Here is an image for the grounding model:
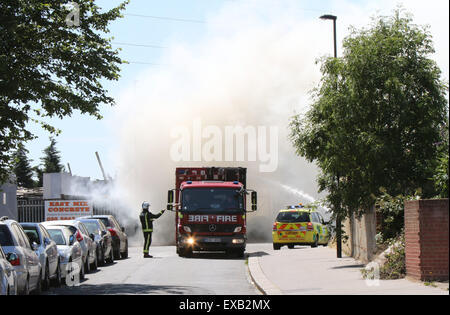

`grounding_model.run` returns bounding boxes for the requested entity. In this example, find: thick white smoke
[107,0,448,245]
[108,0,329,245]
